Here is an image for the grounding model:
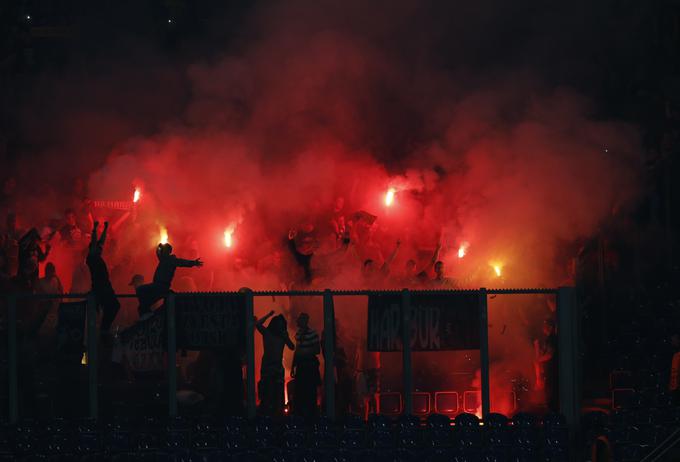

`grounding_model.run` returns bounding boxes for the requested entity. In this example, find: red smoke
[4,0,642,416]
